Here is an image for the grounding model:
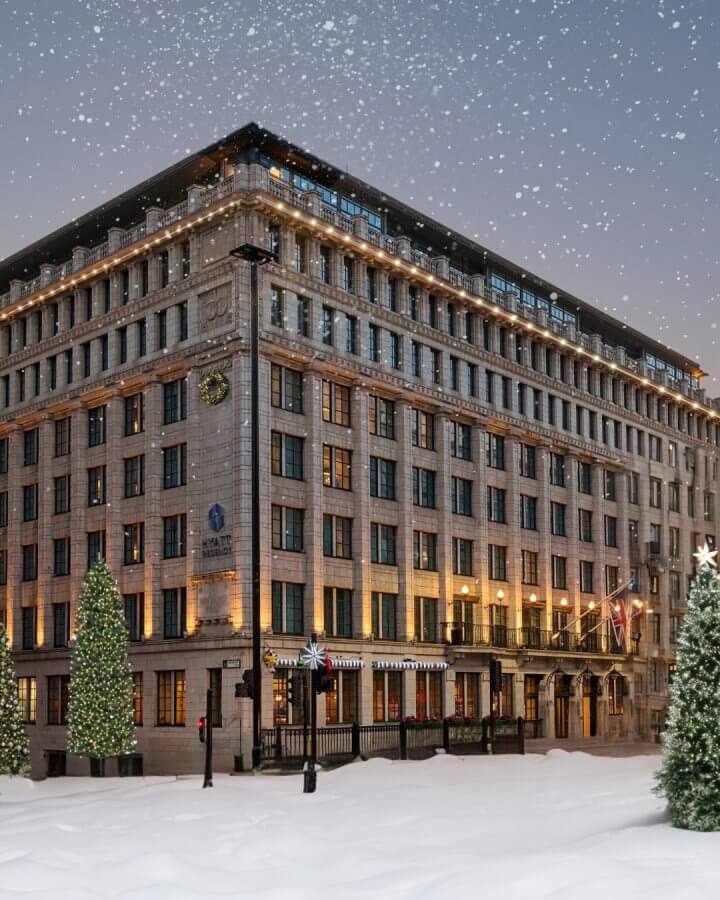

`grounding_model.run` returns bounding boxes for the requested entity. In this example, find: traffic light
[197,716,206,743]
[234,669,255,699]
[312,660,334,695]
[288,674,303,707]
[489,658,503,694]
